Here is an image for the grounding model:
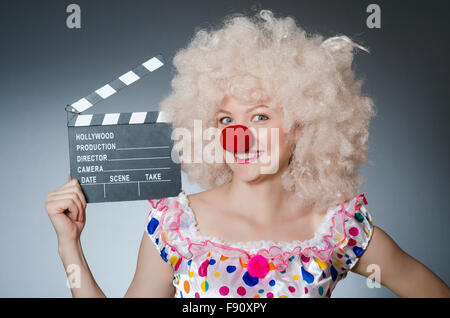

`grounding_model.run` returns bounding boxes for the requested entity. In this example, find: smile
[234,150,264,164]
